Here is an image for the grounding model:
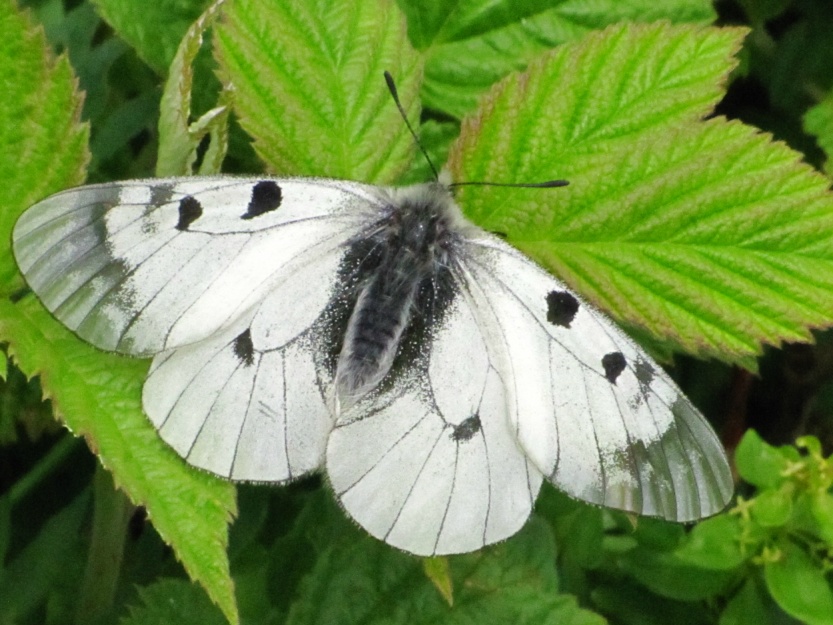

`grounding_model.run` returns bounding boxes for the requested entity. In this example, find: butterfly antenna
[384,71,440,181]
[384,72,568,190]
[449,179,570,189]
